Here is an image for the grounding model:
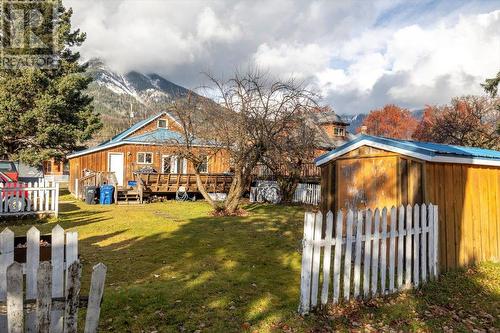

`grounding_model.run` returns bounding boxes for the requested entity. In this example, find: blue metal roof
[126,128,187,144]
[106,113,163,144]
[315,135,500,166]
[67,112,215,158]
